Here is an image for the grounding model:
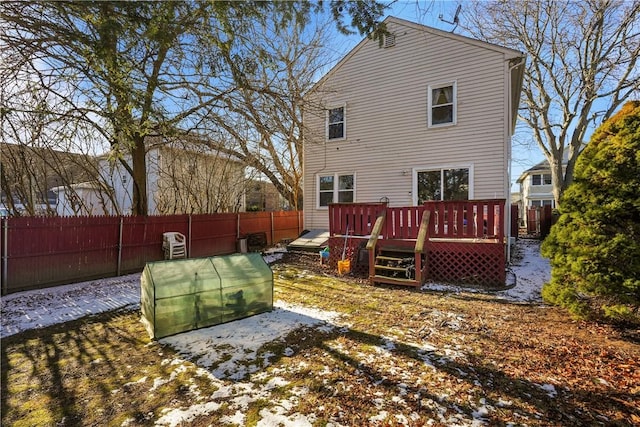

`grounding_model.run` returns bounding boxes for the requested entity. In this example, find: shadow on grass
[253,322,636,426]
[0,308,166,425]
